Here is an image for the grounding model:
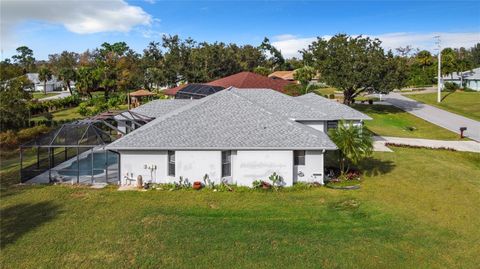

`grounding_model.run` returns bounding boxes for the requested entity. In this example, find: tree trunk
[44,81,47,95]
[66,80,73,94]
[343,89,354,105]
